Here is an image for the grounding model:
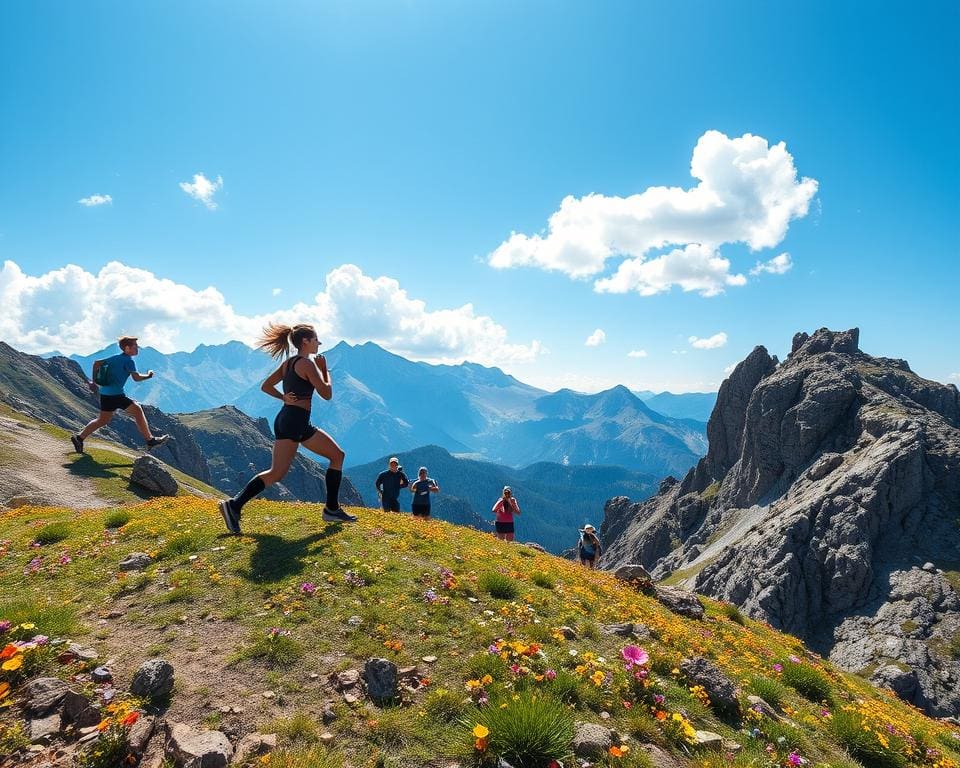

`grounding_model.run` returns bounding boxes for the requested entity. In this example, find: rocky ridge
[601,328,960,717]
